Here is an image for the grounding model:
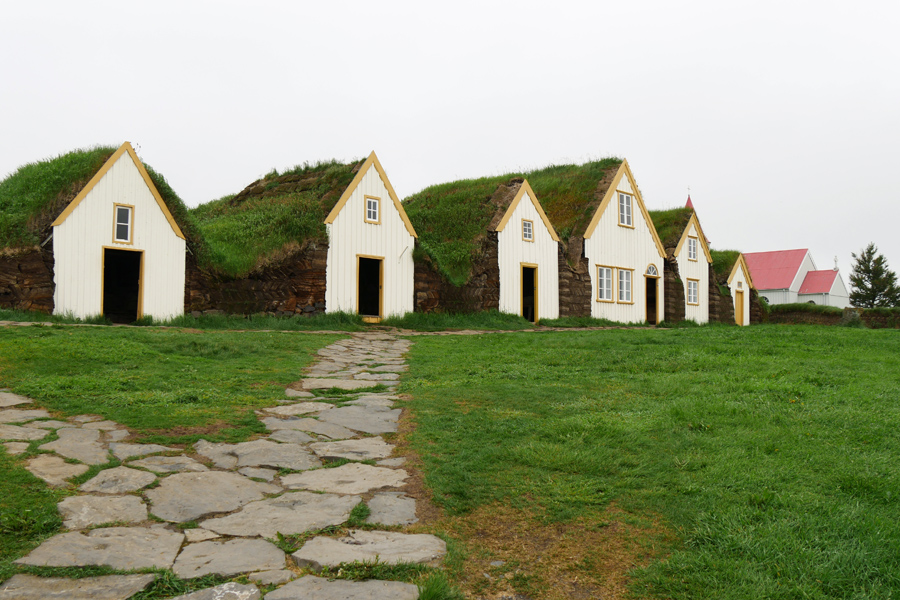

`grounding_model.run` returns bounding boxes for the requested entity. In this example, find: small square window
[618,193,633,227]
[687,279,699,305]
[365,196,380,223]
[522,219,534,242]
[618,269,632,303]
[688,237,698,261]
[597,266,613,301]
[114,205,133,243]
[737,281,743,289]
